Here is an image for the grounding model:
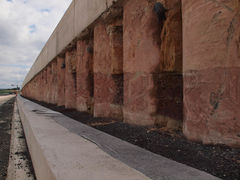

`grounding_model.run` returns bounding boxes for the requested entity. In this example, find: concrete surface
[22,0,118,88]
[47,31,57,62]
[17,96,220,180]
[17,96,150,180]
[7,101,35,180]
[57,1,75,54]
